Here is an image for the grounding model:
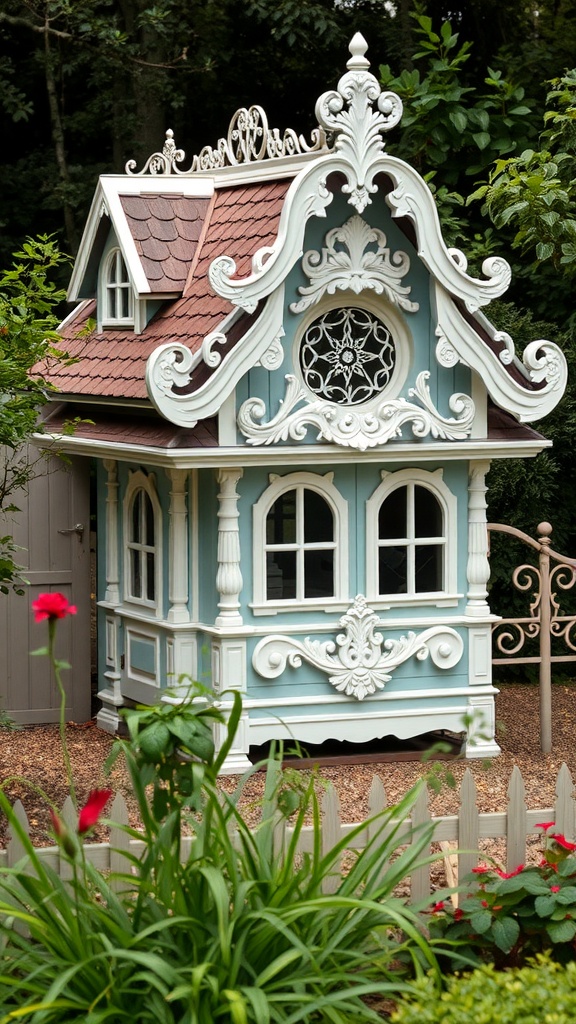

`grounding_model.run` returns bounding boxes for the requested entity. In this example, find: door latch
[58,523,85,539]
